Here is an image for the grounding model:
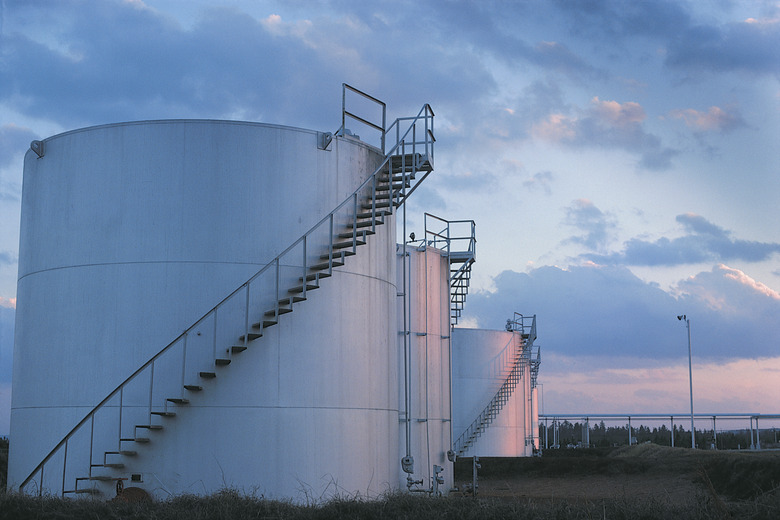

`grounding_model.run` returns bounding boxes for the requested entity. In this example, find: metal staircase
[422,214,476,325]
[19,86,435,497]
[452,314,537,458]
